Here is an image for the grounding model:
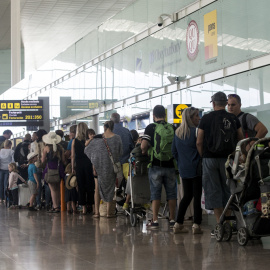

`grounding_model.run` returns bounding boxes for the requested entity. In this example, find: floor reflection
[1,206,270,270]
